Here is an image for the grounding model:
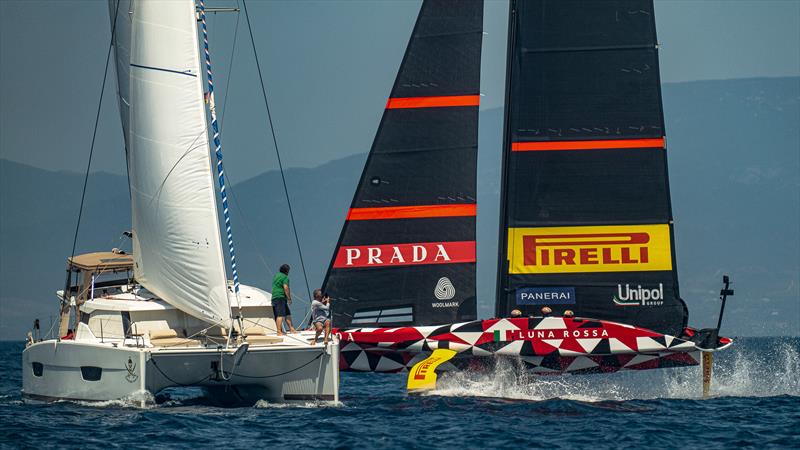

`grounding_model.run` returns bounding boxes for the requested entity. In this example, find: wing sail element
[496,0,688,336]
[323,0,484,329]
